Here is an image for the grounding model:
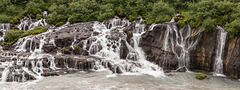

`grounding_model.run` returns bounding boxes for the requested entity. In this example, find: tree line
[0,0,240,38]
